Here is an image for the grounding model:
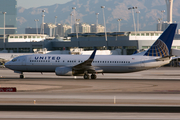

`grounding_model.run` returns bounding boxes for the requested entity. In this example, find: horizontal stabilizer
[155,56,171,61]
